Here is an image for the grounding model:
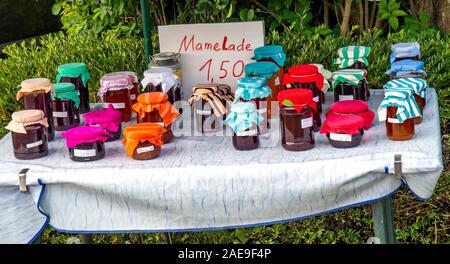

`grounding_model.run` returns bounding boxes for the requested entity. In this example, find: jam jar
[188,85,228,134]
[103,71,139,105]
[99,74,133,122]
[56,63,91,114]
[378,88,421,141]
[277,89,316,151]
[327,100,375,130]
[149,52,183,98]
[320,115,365,148]
[335,46,370,71]
[332,69,369,102]
[123,123,165,160]
[52,83,80,131]
[61,126,111,162]
[390,42,420,62]
[132,92,180,144]
[84,104,122,142]
[6,110,49,160]
[253,45,286,94]
[225,102,262,151]
[17,78,55,141]
[141,68,179,104]
[245,61,280,117]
